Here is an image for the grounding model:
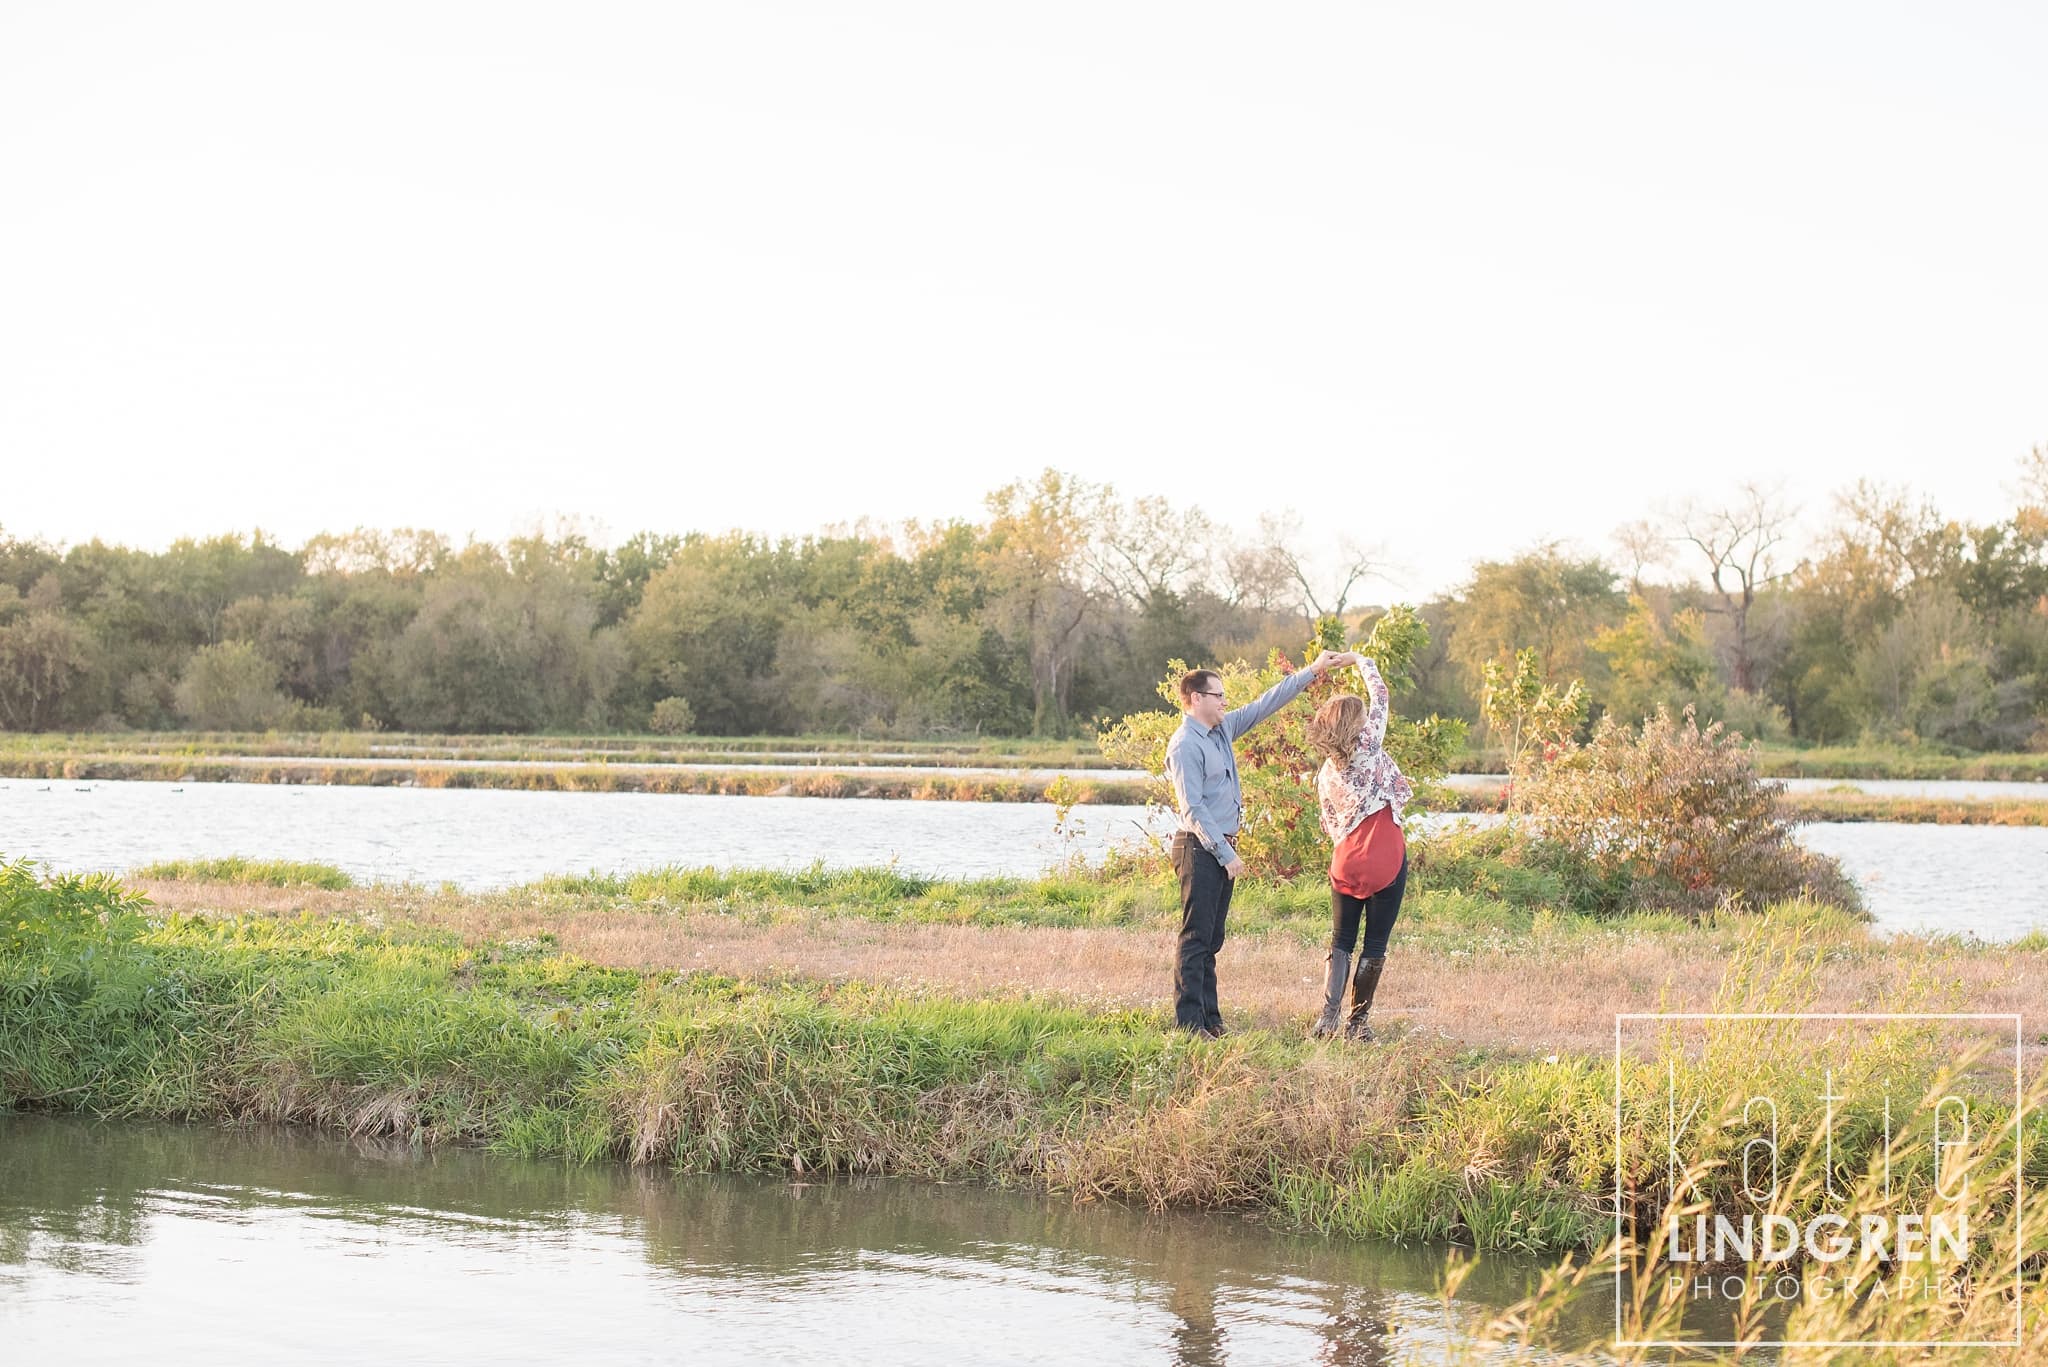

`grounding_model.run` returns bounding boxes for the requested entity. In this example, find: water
[3,779,2044,940]
[1795,822,2046,939]
[0,1113,1604,1366]
[0,779,1159,885]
